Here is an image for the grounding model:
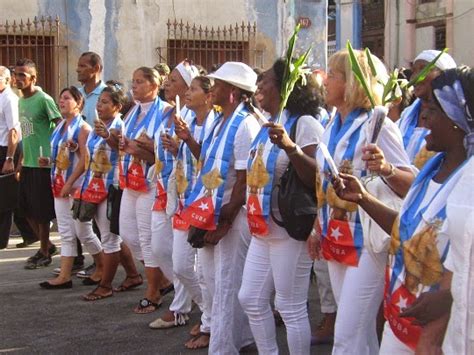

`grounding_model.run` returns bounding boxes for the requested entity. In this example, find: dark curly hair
[272,58,323,117]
